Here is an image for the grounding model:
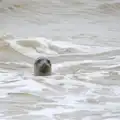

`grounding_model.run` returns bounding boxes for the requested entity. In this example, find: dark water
[0,0,120,120]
